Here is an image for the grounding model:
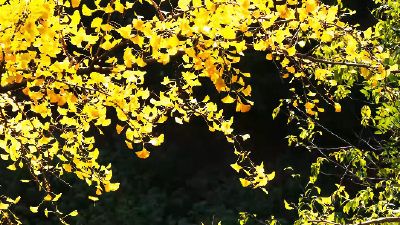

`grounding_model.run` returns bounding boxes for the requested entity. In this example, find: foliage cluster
[1,0,400,224]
